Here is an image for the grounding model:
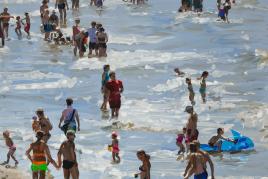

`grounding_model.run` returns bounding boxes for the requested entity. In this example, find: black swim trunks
[98,43,107,49]
[58,3,66,9]
[89,42,97,50]
[63,160,75,169]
